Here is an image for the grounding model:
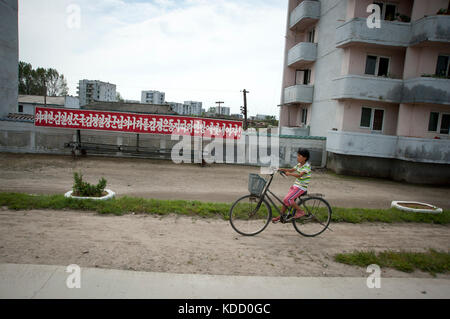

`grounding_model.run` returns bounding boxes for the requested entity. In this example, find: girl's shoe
[294,209,306,219]
[271,216,281,223]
